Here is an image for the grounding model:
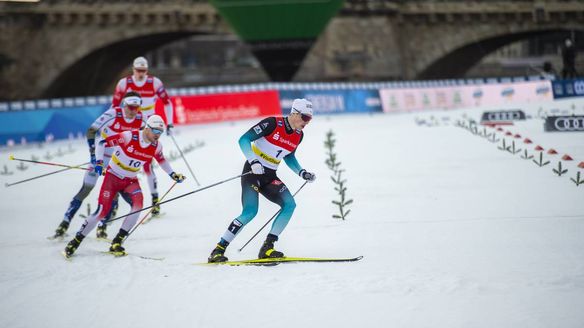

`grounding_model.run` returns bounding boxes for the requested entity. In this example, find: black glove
[170,172,186,183]
[299,169,316,183]
[166,124,174,136]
